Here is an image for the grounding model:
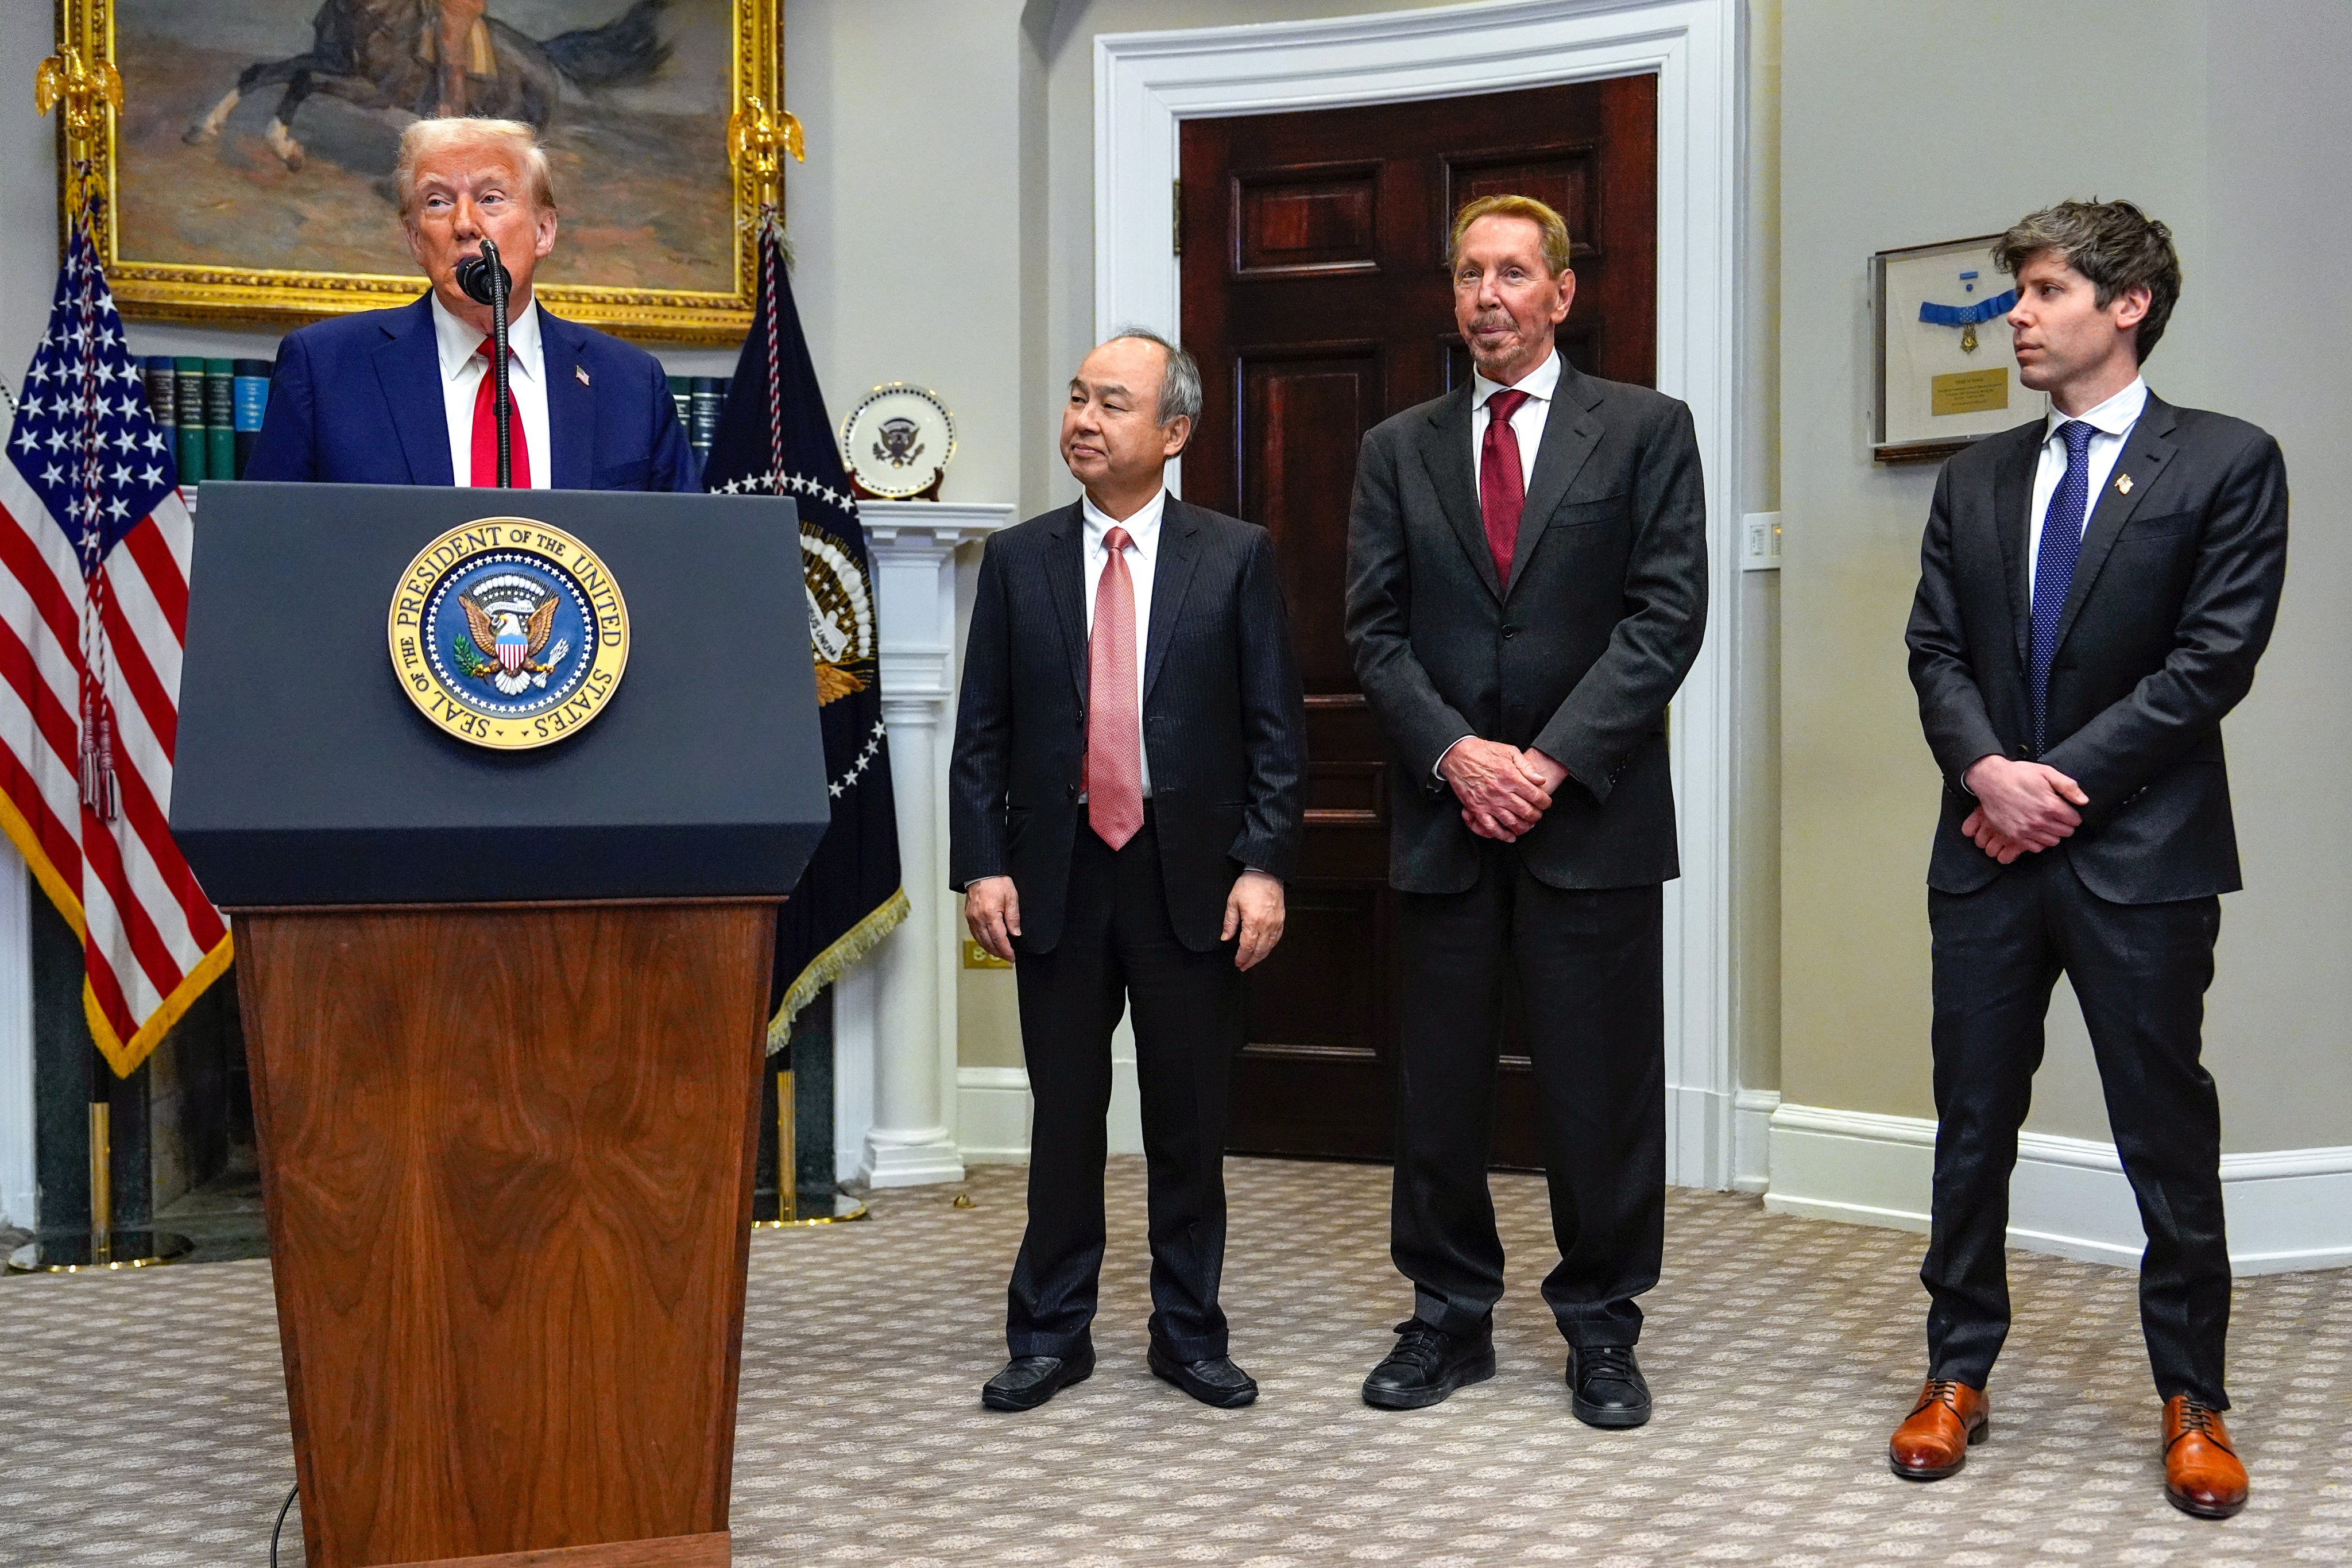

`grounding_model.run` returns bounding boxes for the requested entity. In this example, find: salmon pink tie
[1480,388,1530,583]
[470,335,530,487]
[1086,525,1144,850]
